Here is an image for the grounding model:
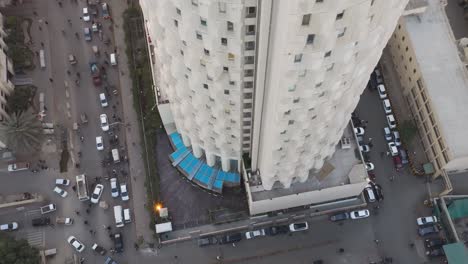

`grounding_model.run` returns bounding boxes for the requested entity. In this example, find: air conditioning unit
[341,137,351,149]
